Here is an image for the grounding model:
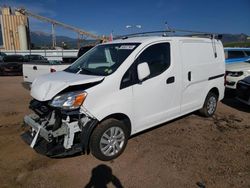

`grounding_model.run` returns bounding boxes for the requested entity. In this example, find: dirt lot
[0,76,249,188]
